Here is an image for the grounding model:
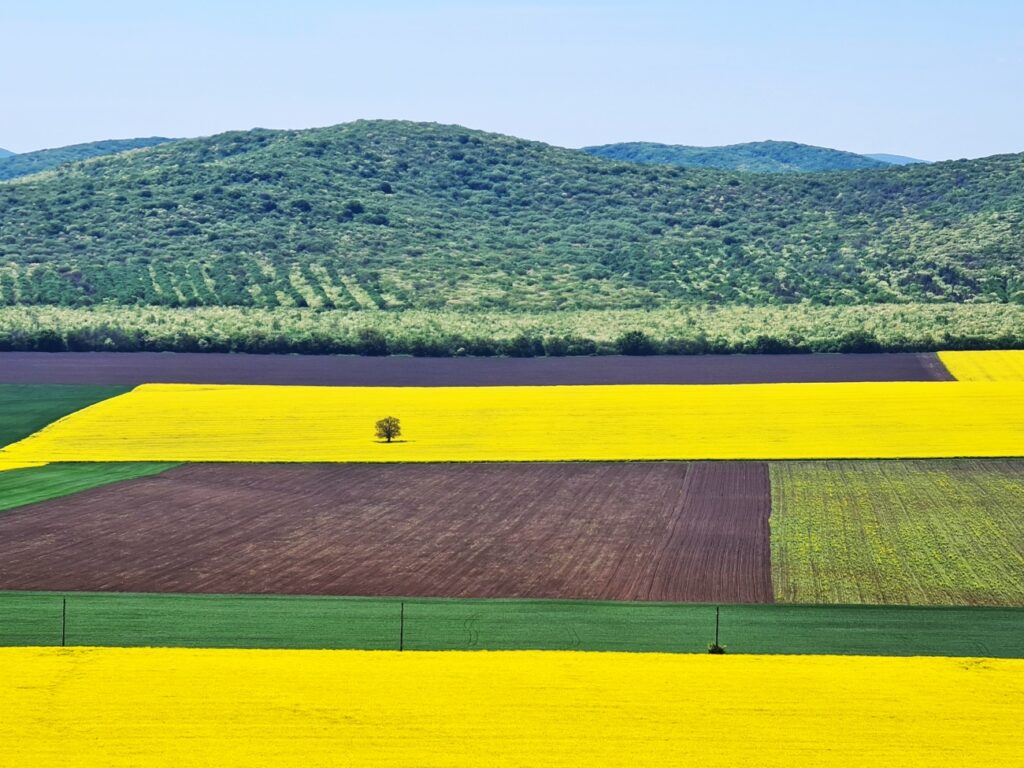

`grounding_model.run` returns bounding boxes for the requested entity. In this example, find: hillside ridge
[864,153,929,166]
[0,137,174,181]
[0,119,1022,311]
[580,139,891,172]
